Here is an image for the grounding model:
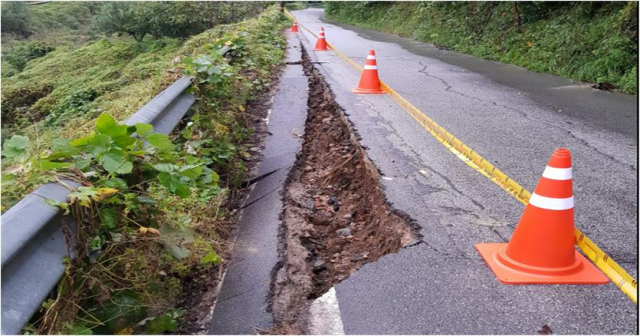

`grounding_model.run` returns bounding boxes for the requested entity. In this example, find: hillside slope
[2,6,288,334]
